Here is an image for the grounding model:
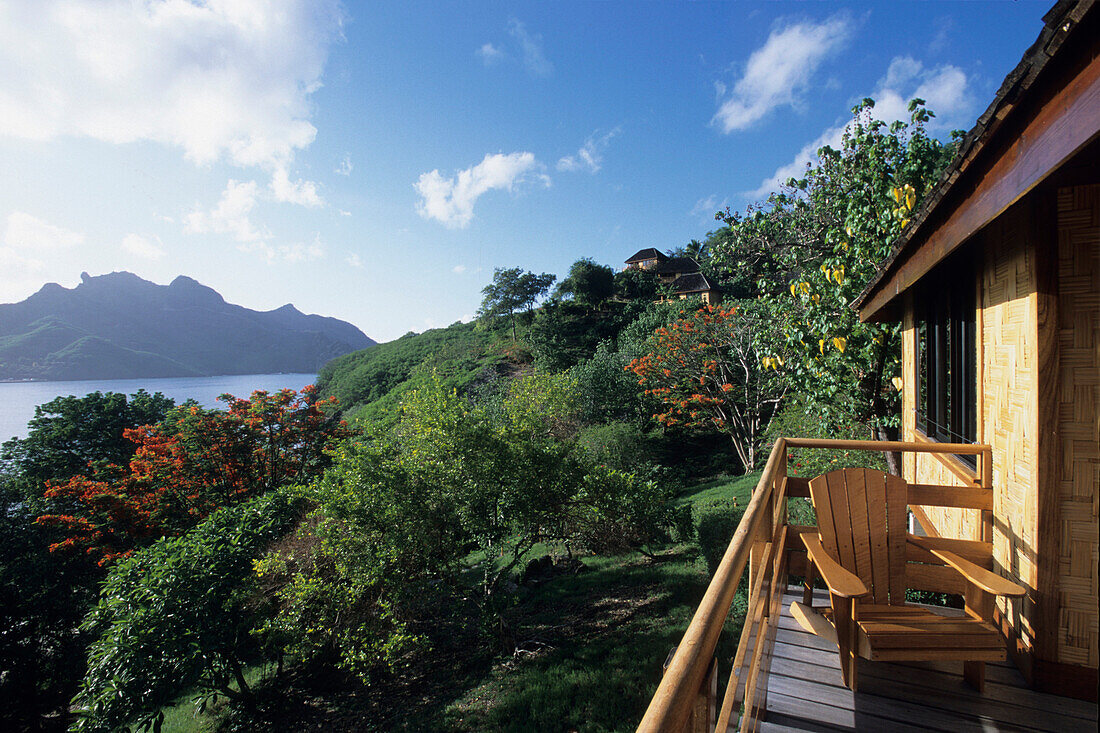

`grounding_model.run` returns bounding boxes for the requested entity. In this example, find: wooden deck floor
[751,589,1098,732]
